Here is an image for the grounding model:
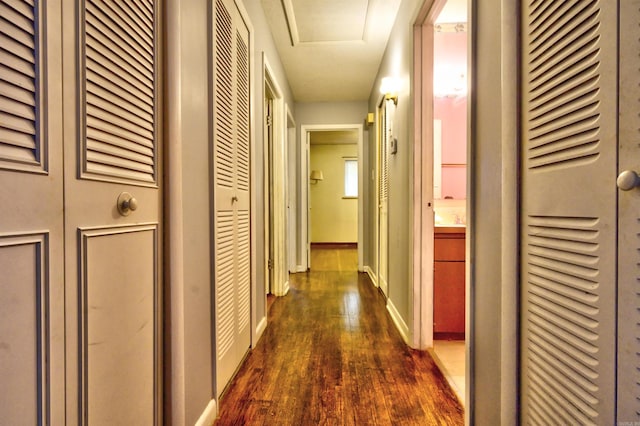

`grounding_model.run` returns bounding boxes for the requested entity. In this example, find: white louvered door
[520,1,618,423]
[213,0,251,397]
[378,99,391,297]
[0,1,65,424]
[62,1,163,424]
